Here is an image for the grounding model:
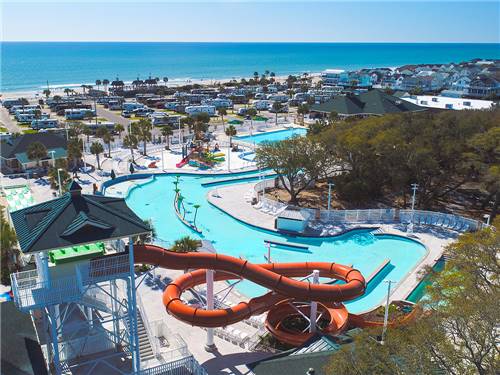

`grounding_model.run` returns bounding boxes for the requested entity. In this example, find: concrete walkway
[207,183,277,231]
[206,180,459,311]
